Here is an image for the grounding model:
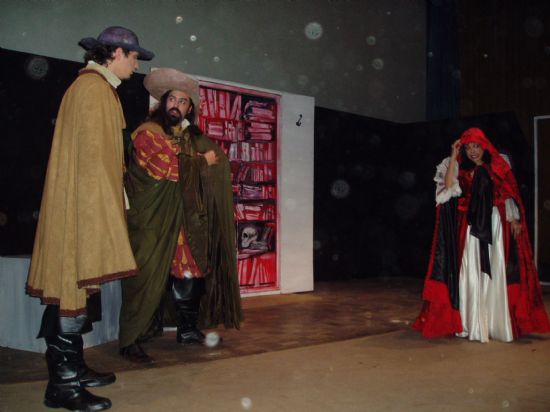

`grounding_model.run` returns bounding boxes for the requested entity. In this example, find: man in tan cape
[26,27,153,412]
